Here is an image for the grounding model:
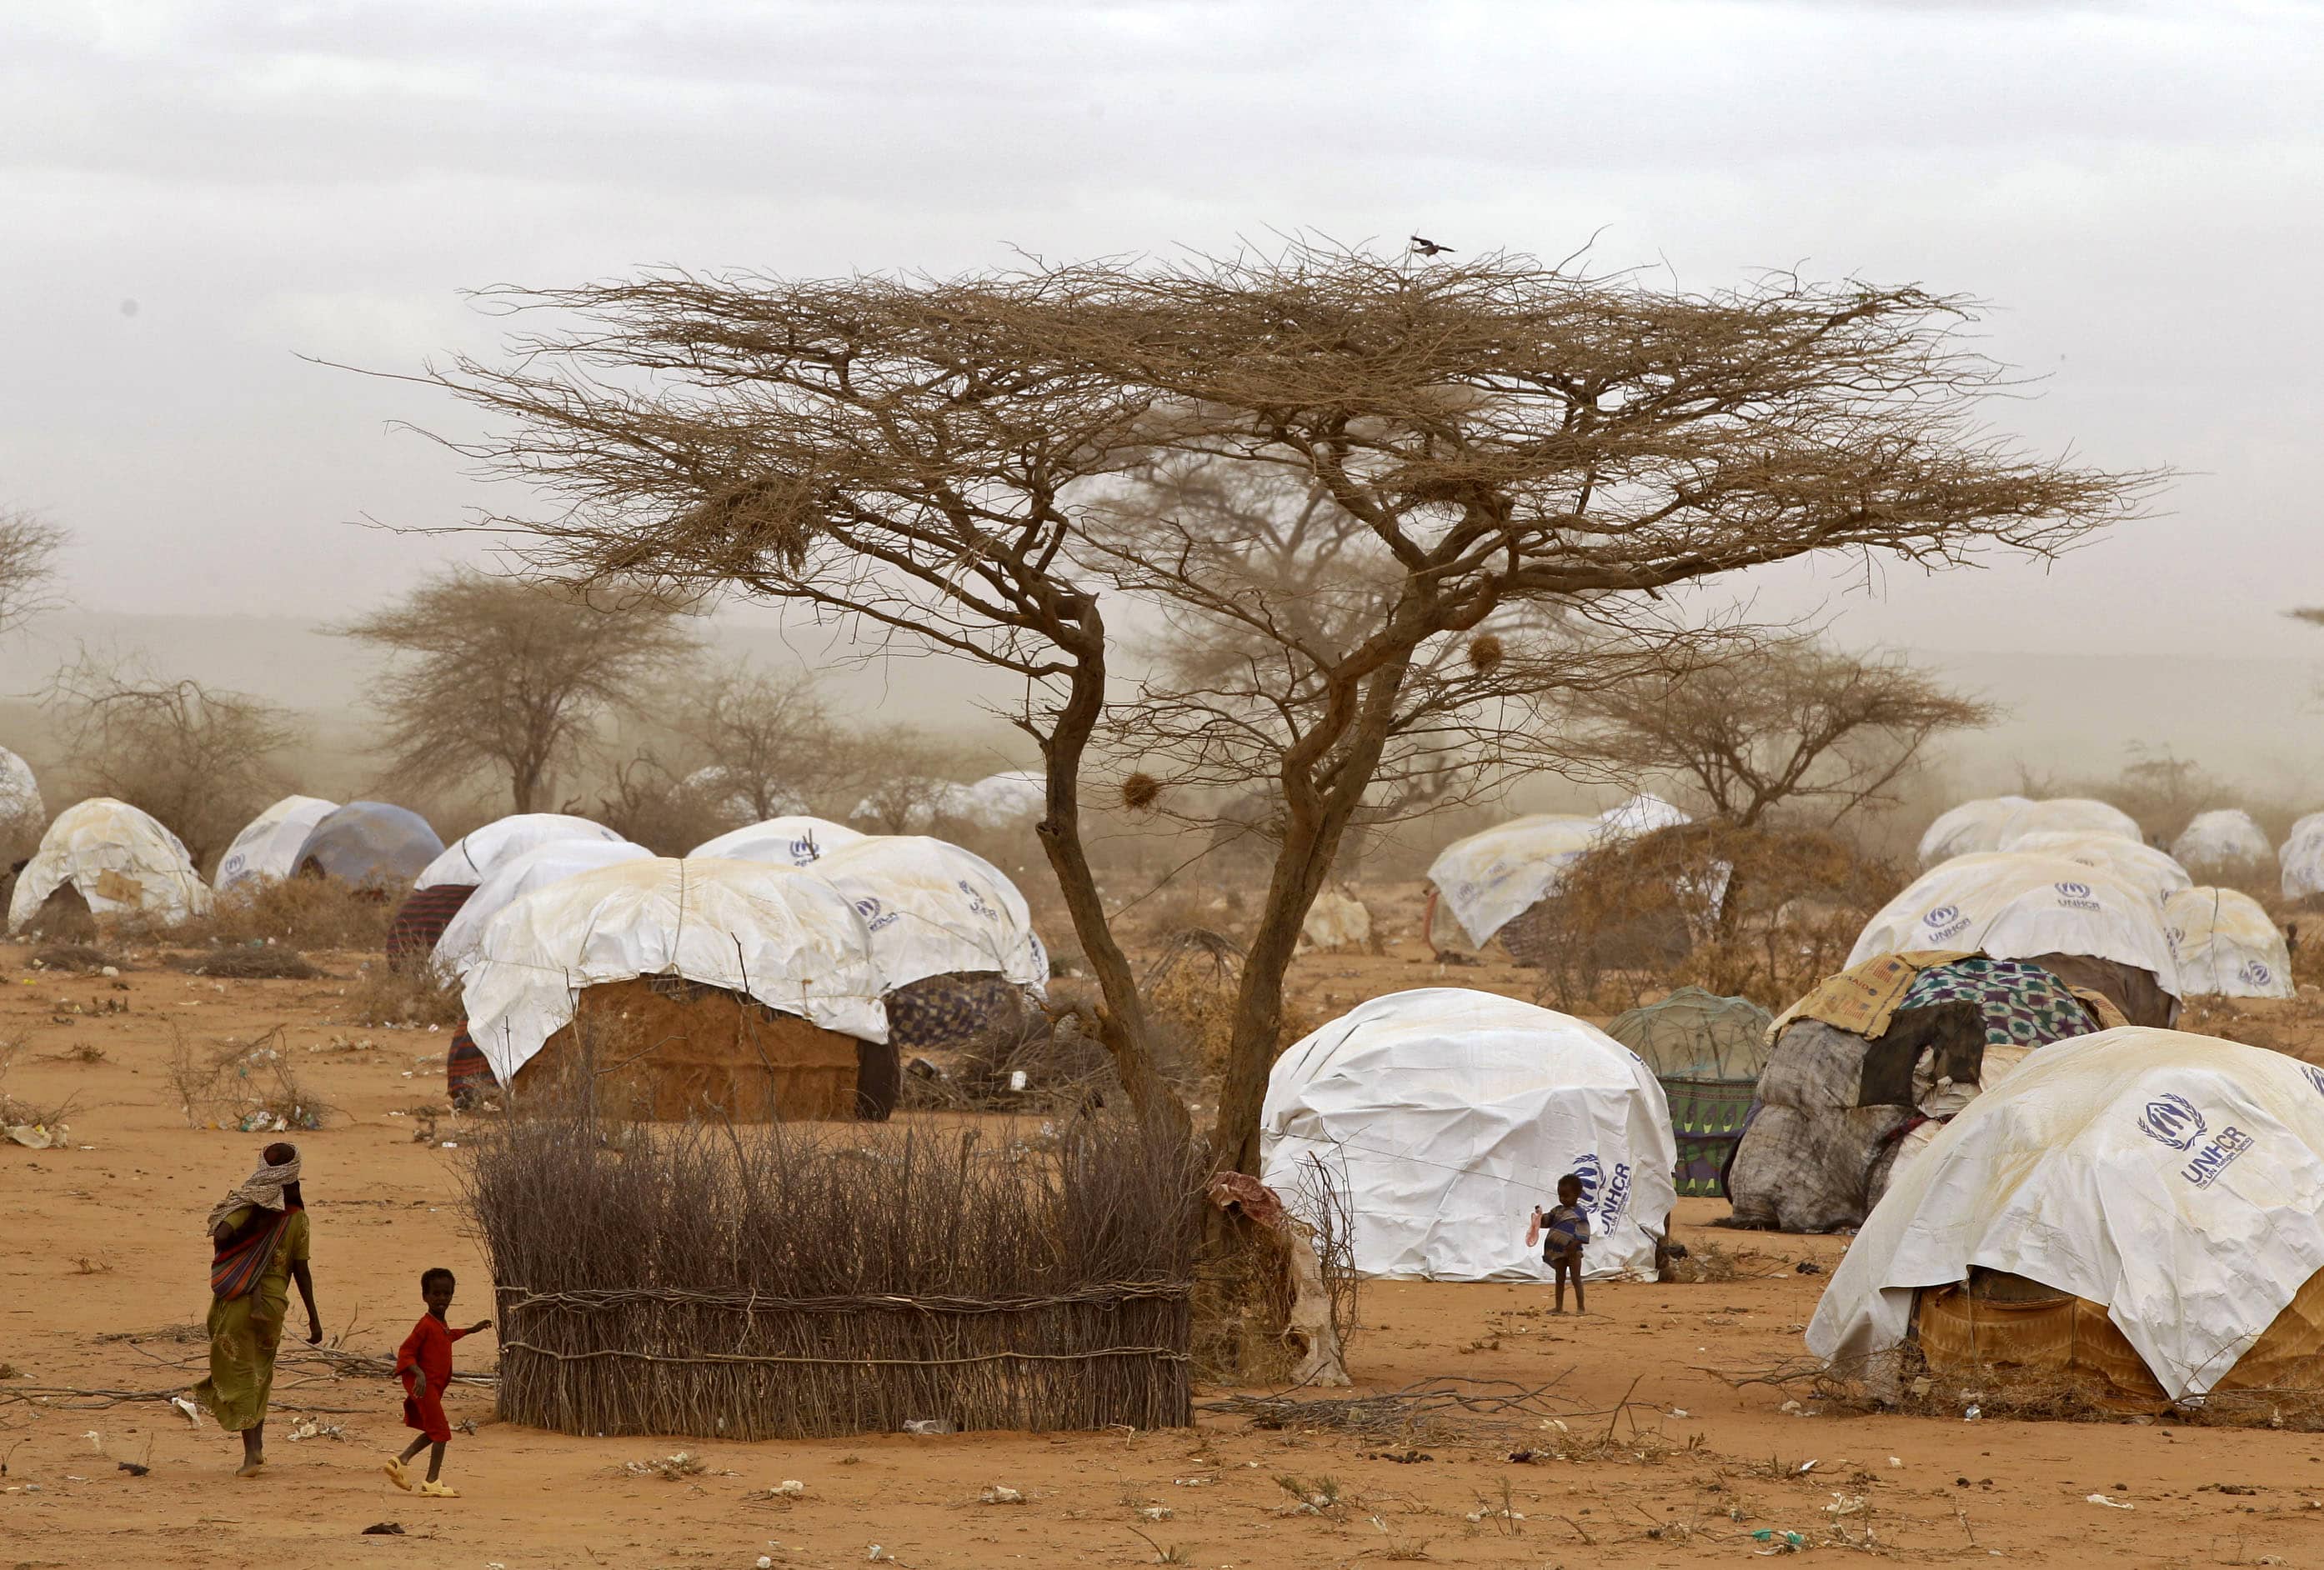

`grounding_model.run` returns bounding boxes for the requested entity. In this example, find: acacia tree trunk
[1207,658,1412,1175]
[1032,613,1191,1139]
